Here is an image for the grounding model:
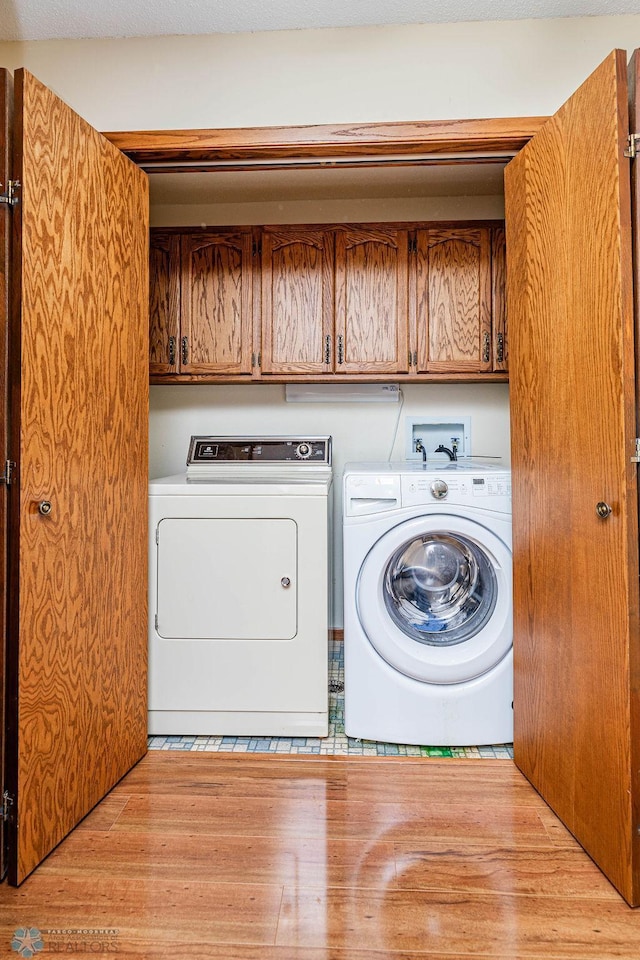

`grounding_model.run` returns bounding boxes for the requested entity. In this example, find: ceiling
[149,163,507,206]
[1,0,639,43]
